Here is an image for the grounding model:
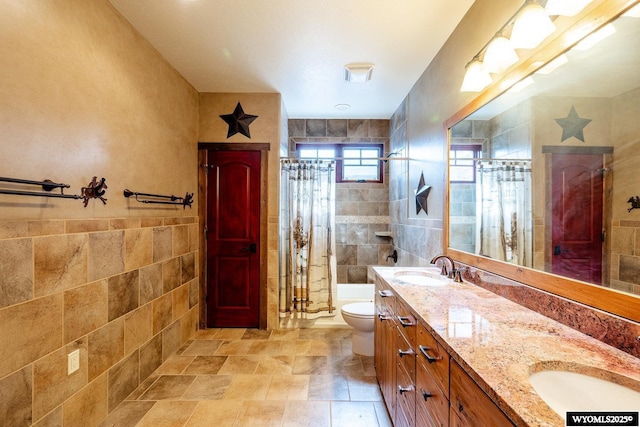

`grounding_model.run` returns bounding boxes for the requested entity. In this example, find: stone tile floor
[99,328,392,426]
